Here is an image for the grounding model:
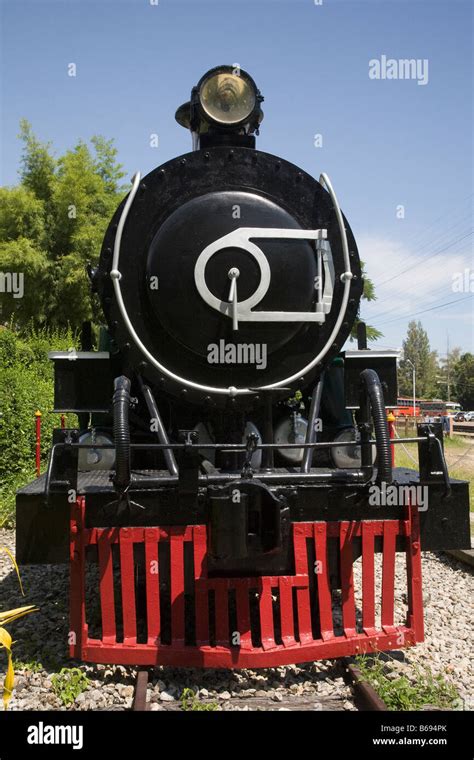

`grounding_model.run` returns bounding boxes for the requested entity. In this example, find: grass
[12,658,43,673]
[354,655,461,711]
[180,687,219,711]
[51,667,89,706]
[394,433,474,512]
